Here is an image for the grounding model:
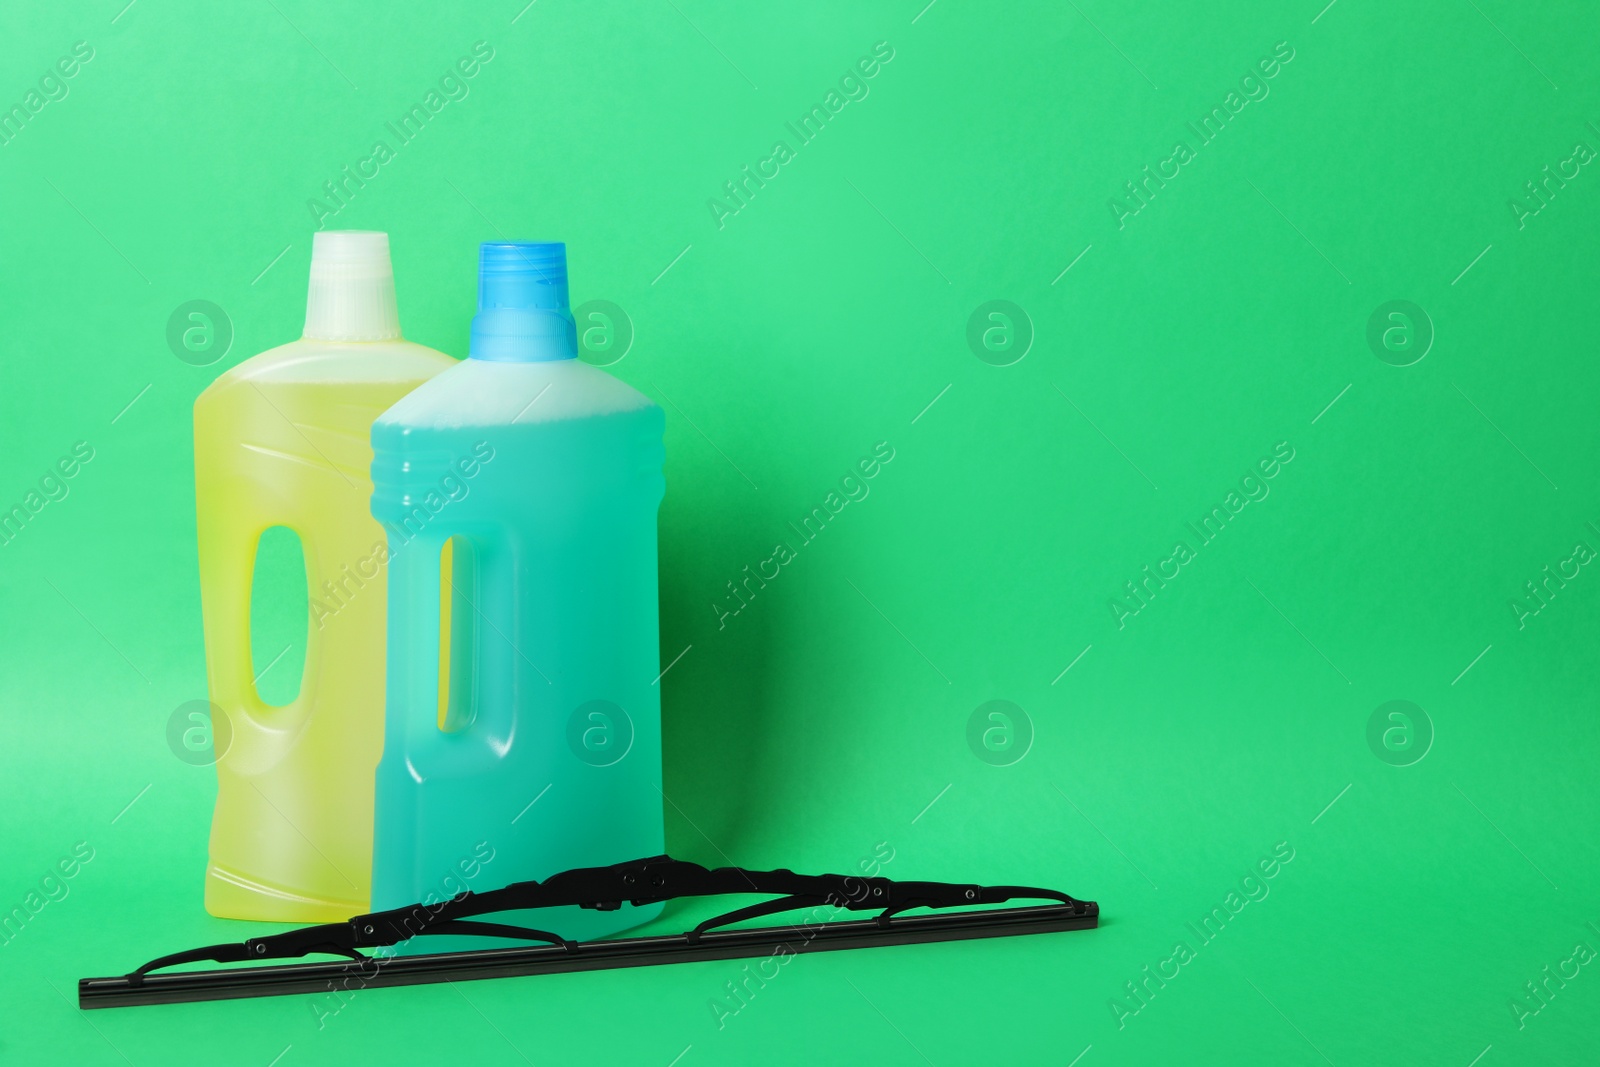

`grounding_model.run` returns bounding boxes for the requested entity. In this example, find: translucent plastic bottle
[370,241,665,941]
[194,231,455,921]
